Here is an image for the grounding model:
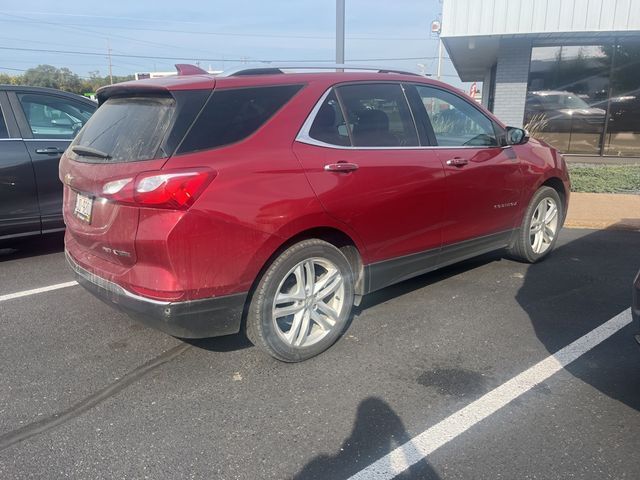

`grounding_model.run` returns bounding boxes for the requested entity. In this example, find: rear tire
[246,239,355,362]
[508,186,562,263]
